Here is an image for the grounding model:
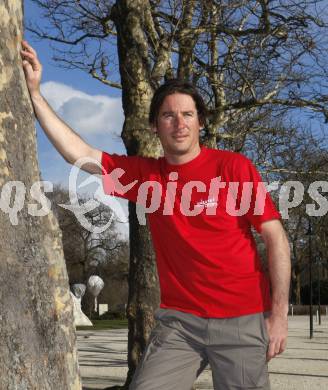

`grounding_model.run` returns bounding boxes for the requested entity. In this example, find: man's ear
[151,125,157,133]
